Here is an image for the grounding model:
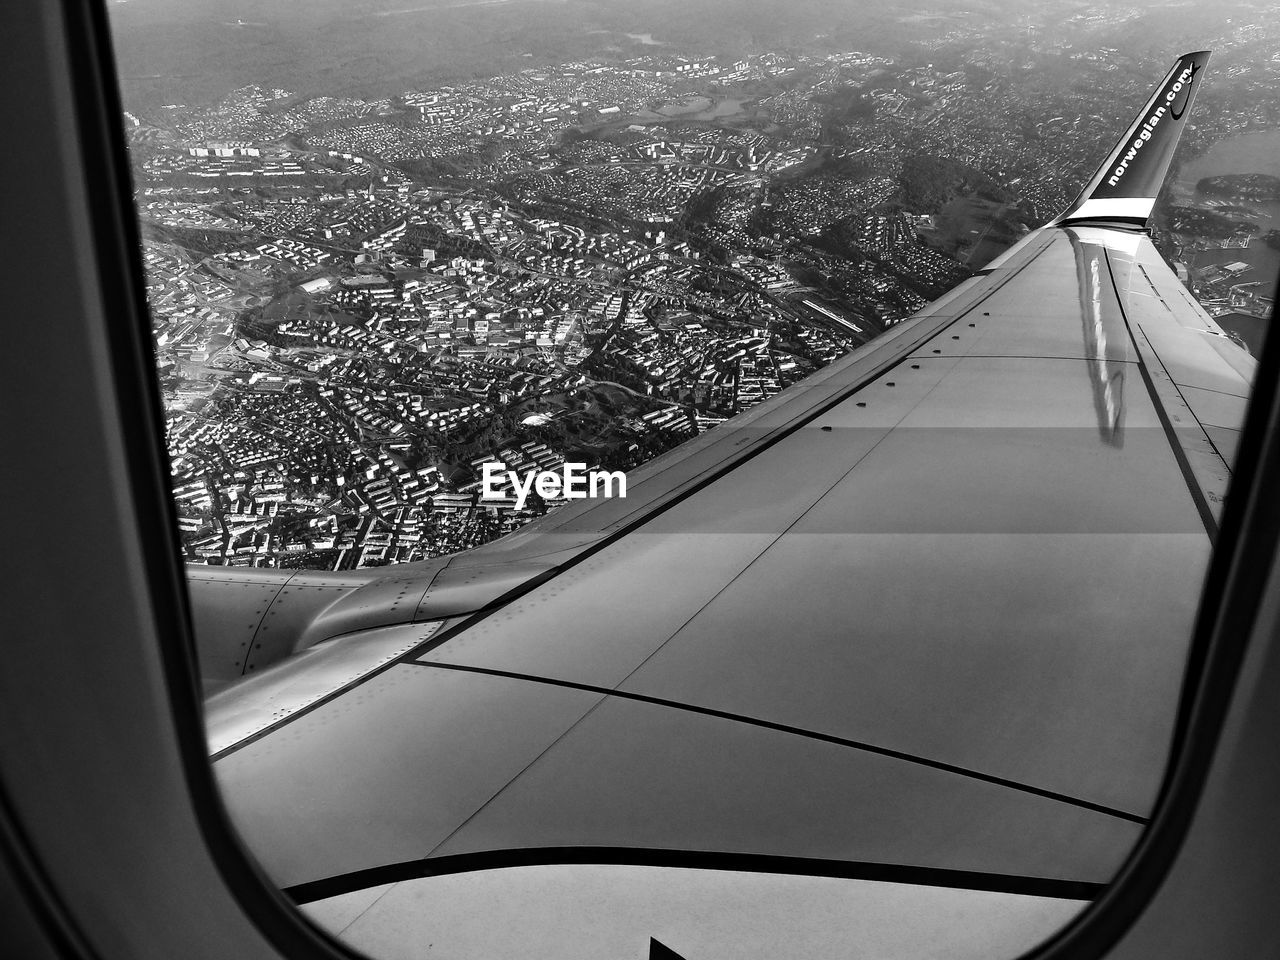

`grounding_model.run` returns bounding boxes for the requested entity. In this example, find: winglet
[1055,50,1210,228]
